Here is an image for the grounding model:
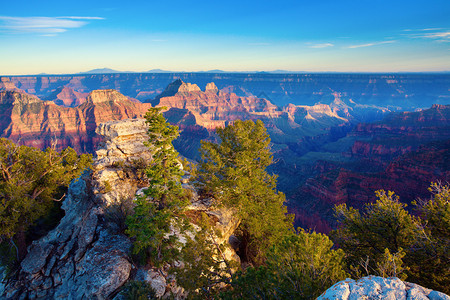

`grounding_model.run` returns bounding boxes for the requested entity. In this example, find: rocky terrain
[1,119,239,299]
[1,73,449,108]
[0,79,370,159]
[288,105,450,231]
[0,89,152,153]
[318,276,450,300]
[0,78,449,234]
